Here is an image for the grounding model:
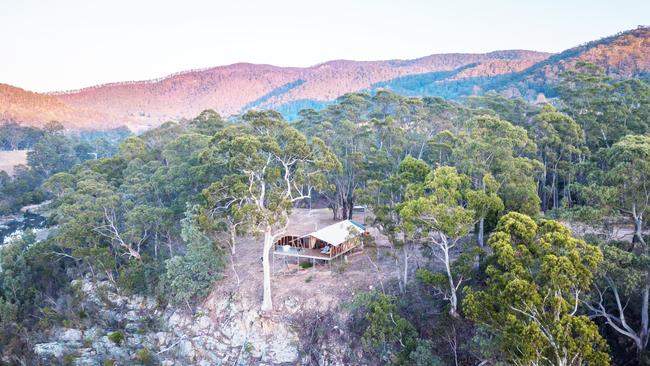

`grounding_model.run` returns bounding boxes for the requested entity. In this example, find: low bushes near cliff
[163,209,224,307]
[107,331,124,345]
[134,347,155,365]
